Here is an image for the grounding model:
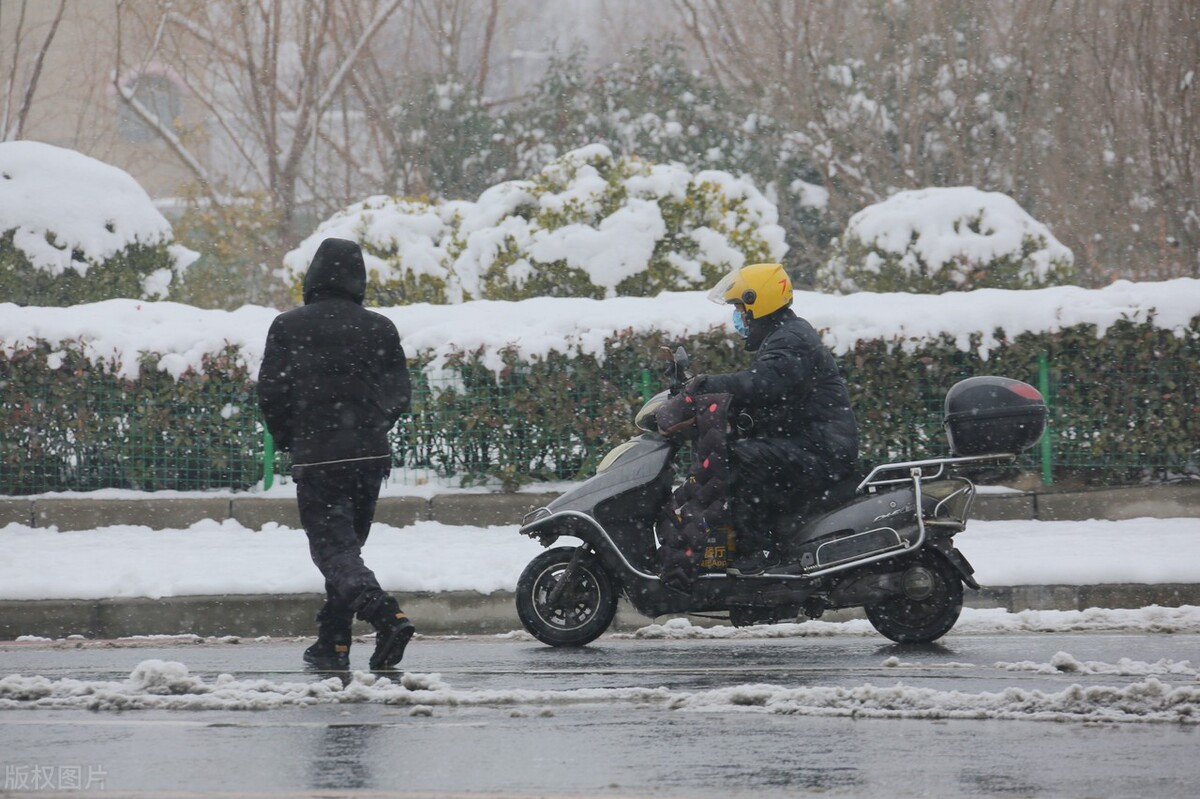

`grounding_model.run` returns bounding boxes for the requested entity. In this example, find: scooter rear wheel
[516,547,618,647]
[864,550,964,644]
